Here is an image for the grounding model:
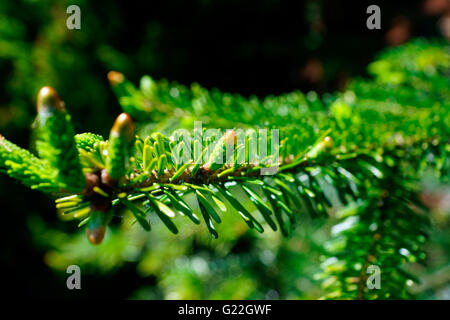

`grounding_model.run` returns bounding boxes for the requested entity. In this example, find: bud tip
[323,136,334,149]
[87,226,106,245]
[107,71,124,86]
[37,86,65,113]
[111,113,135,141]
